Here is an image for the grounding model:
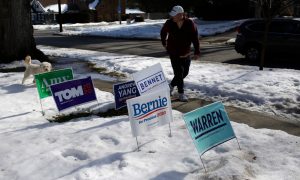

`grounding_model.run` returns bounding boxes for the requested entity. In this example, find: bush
[58,10,96,23]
